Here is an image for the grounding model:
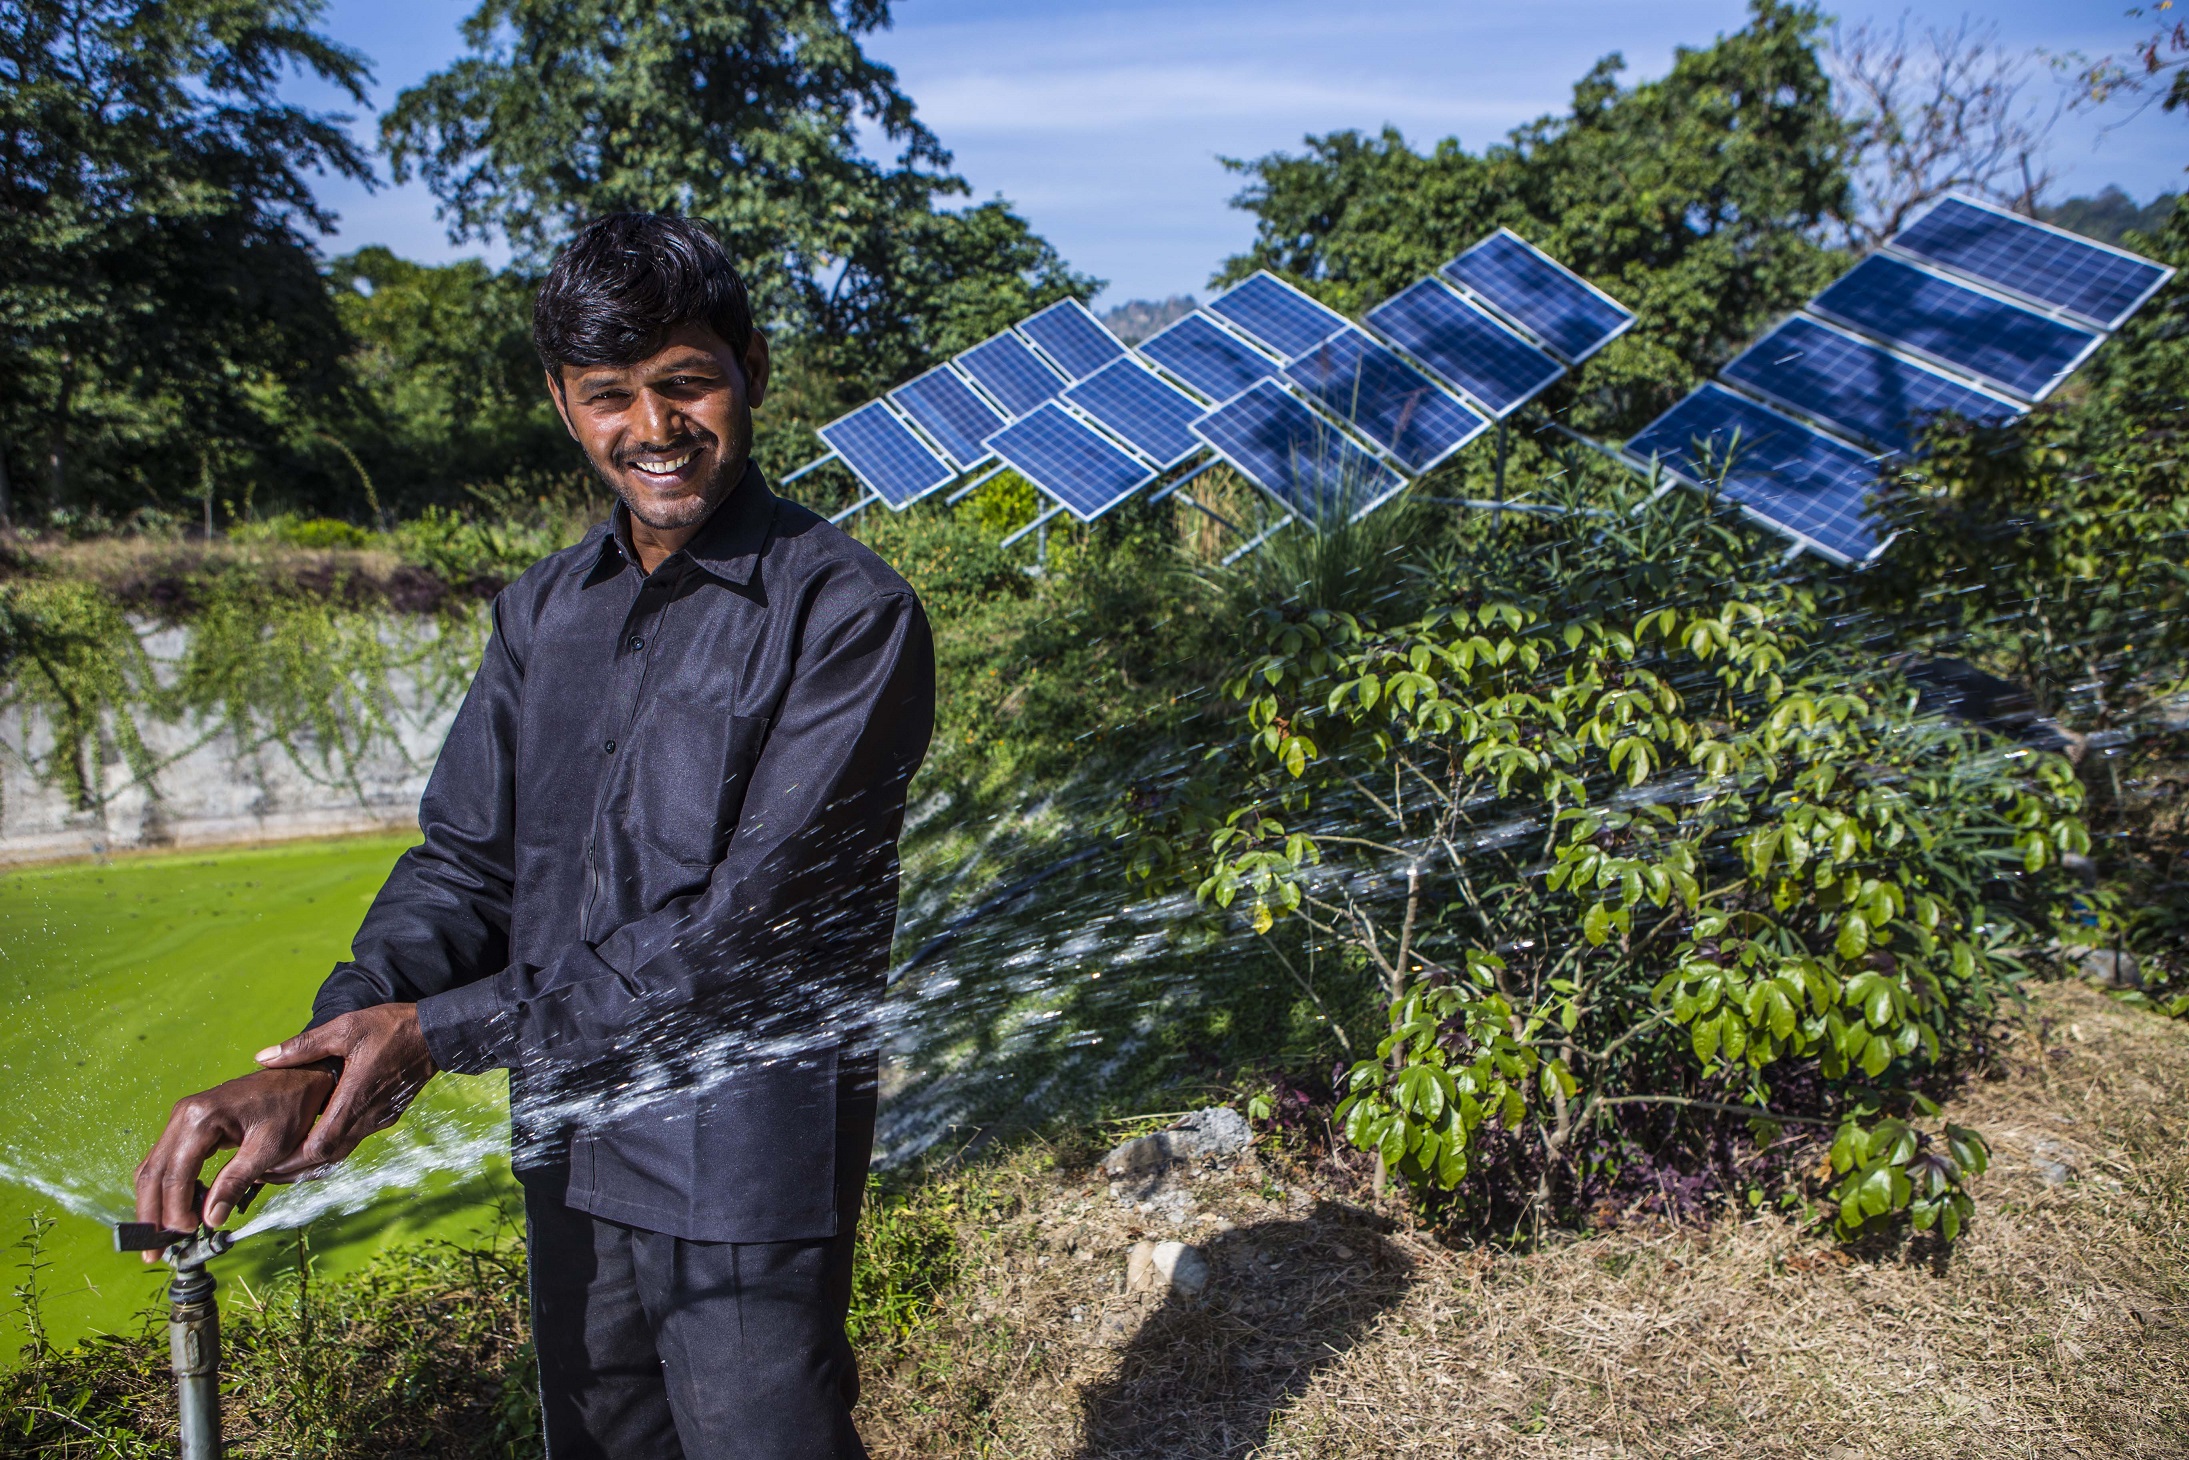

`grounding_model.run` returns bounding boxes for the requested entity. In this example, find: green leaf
[1583,902,1612,946]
